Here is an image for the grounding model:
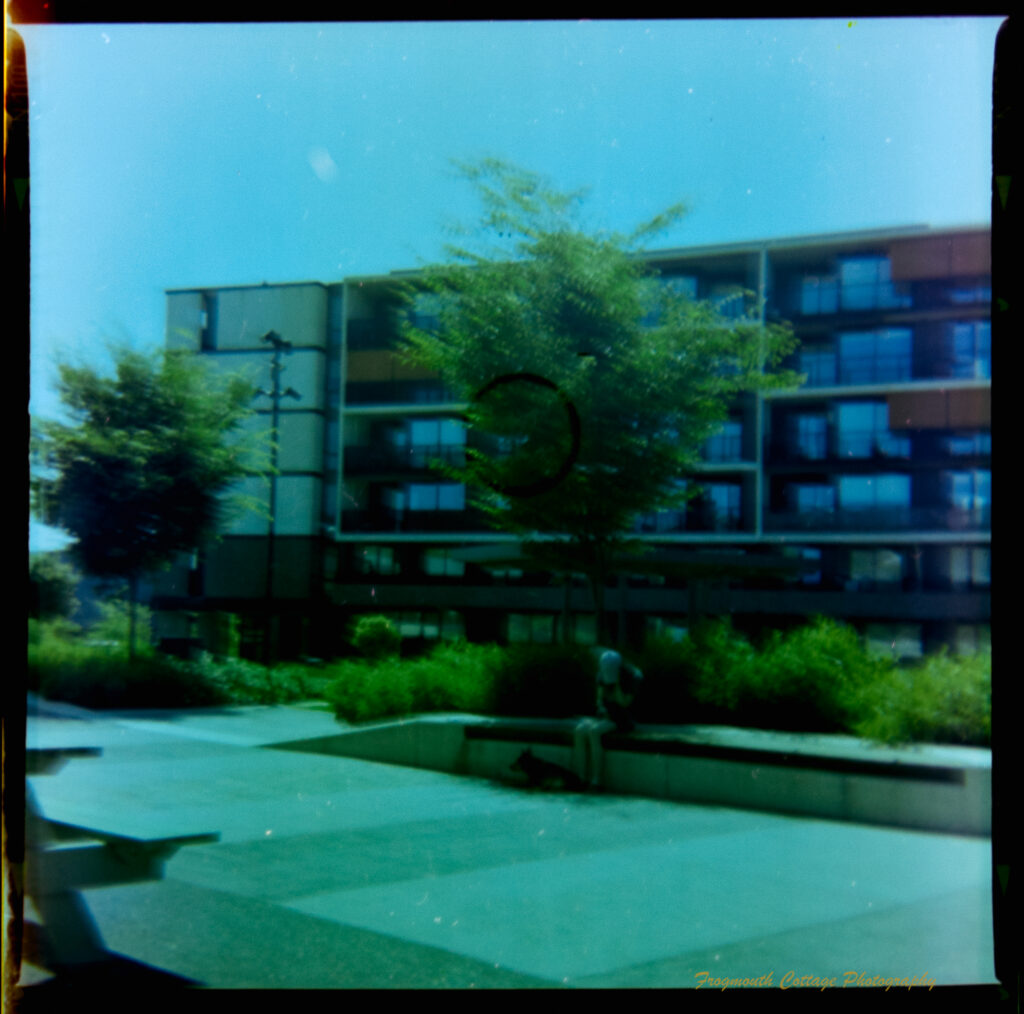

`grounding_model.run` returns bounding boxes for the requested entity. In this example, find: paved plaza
[21,699,997,990]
